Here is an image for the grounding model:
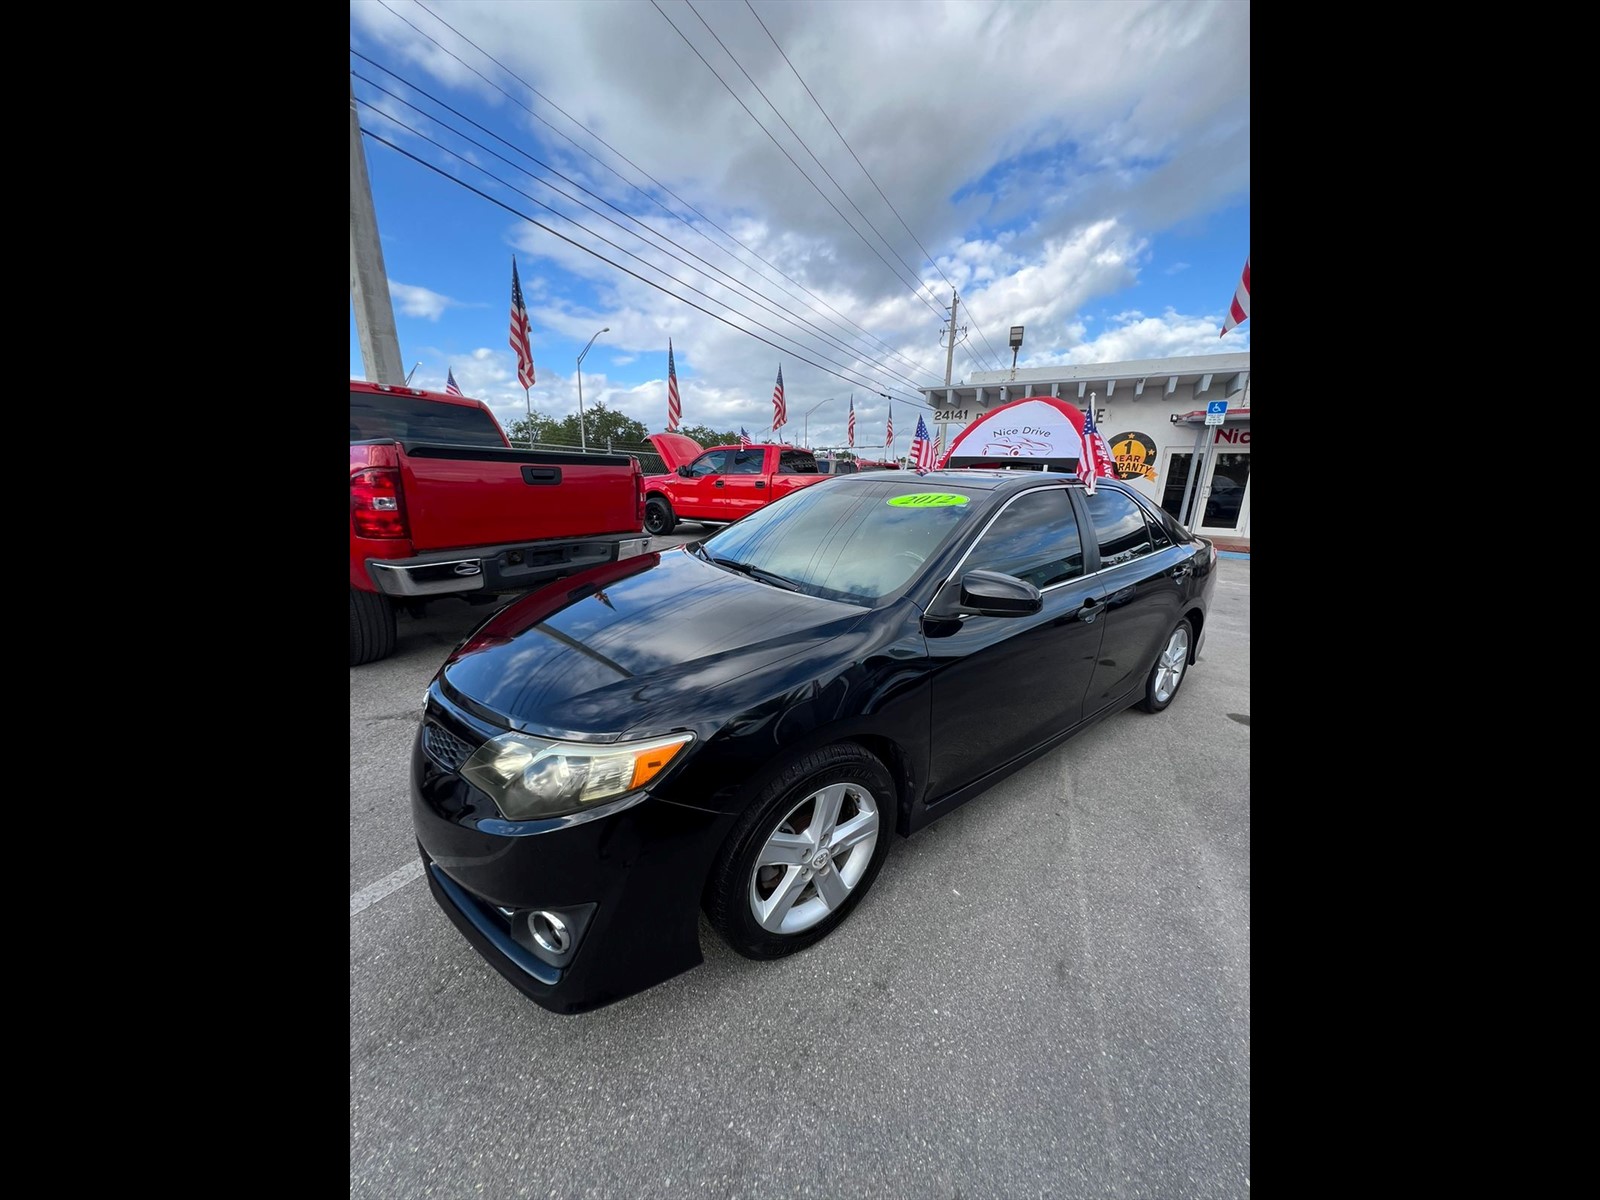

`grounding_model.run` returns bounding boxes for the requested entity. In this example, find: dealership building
[920,351,1251,549]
